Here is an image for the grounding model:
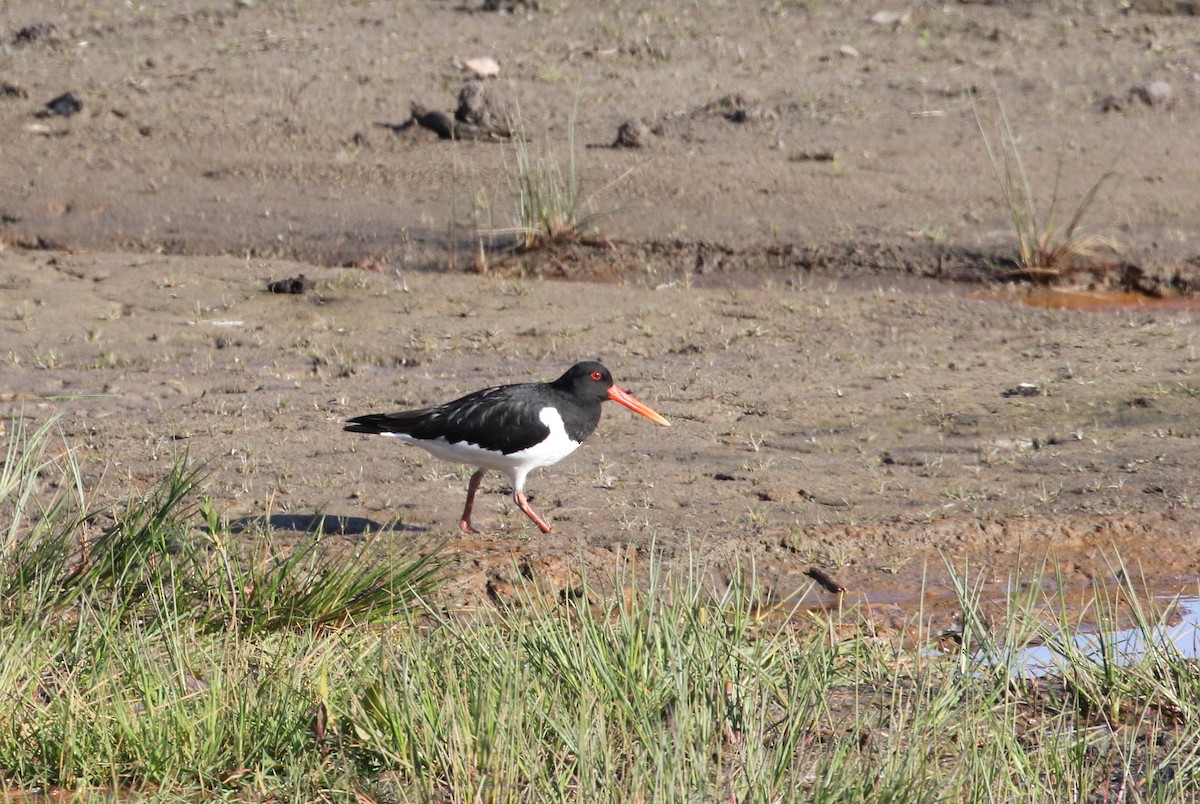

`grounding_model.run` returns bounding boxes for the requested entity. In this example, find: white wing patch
[381,407,581,490]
